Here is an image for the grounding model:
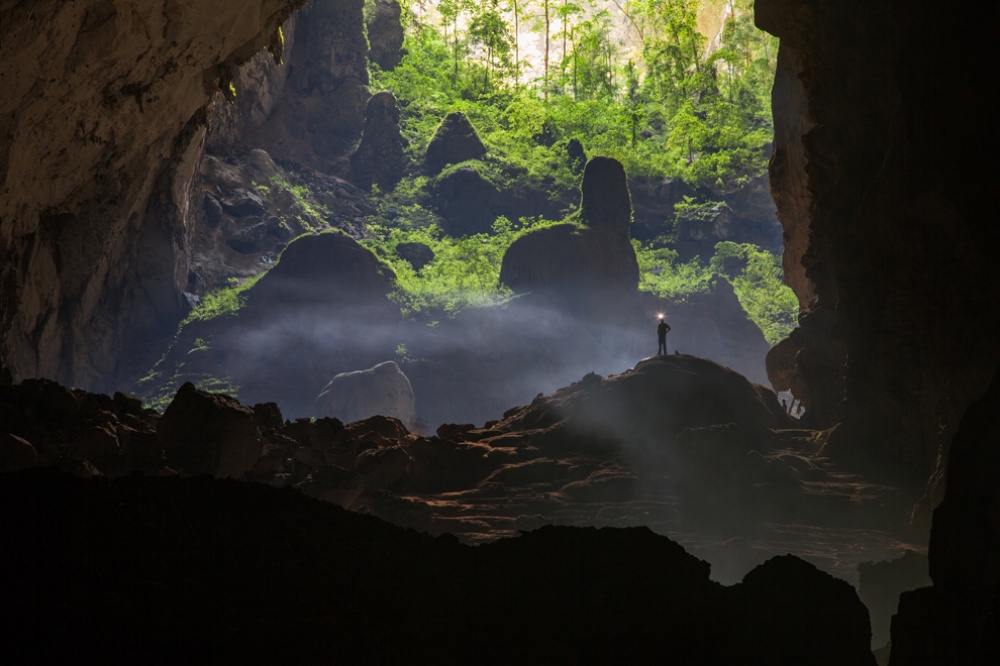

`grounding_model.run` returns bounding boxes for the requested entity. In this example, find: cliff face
[758,1,1000,482]
[0,0,305,390]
